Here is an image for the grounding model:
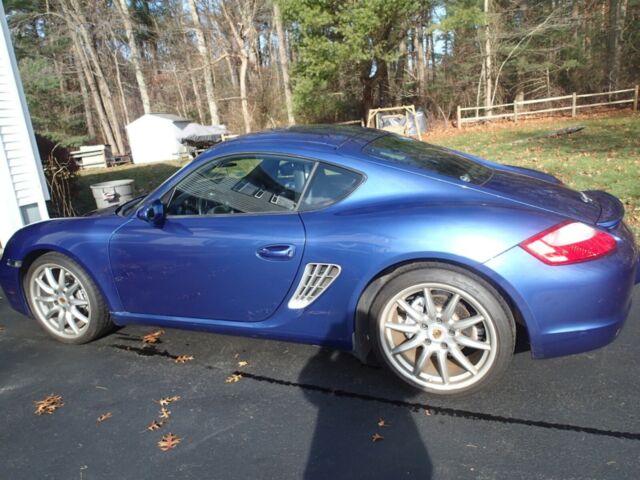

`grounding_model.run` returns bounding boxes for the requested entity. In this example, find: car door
[109,154,313,322]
